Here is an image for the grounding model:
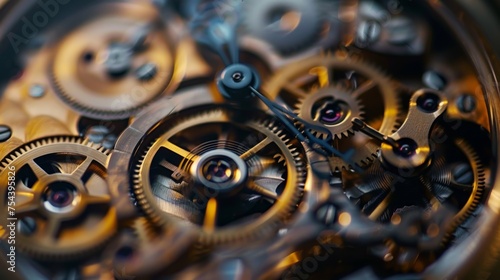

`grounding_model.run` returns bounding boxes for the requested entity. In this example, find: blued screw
[423,71,447,91]
[456,94,476,114]
[315,203,337,226]
[0,125,12,142]
[136,63,158,81]
[357,20,381,47]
